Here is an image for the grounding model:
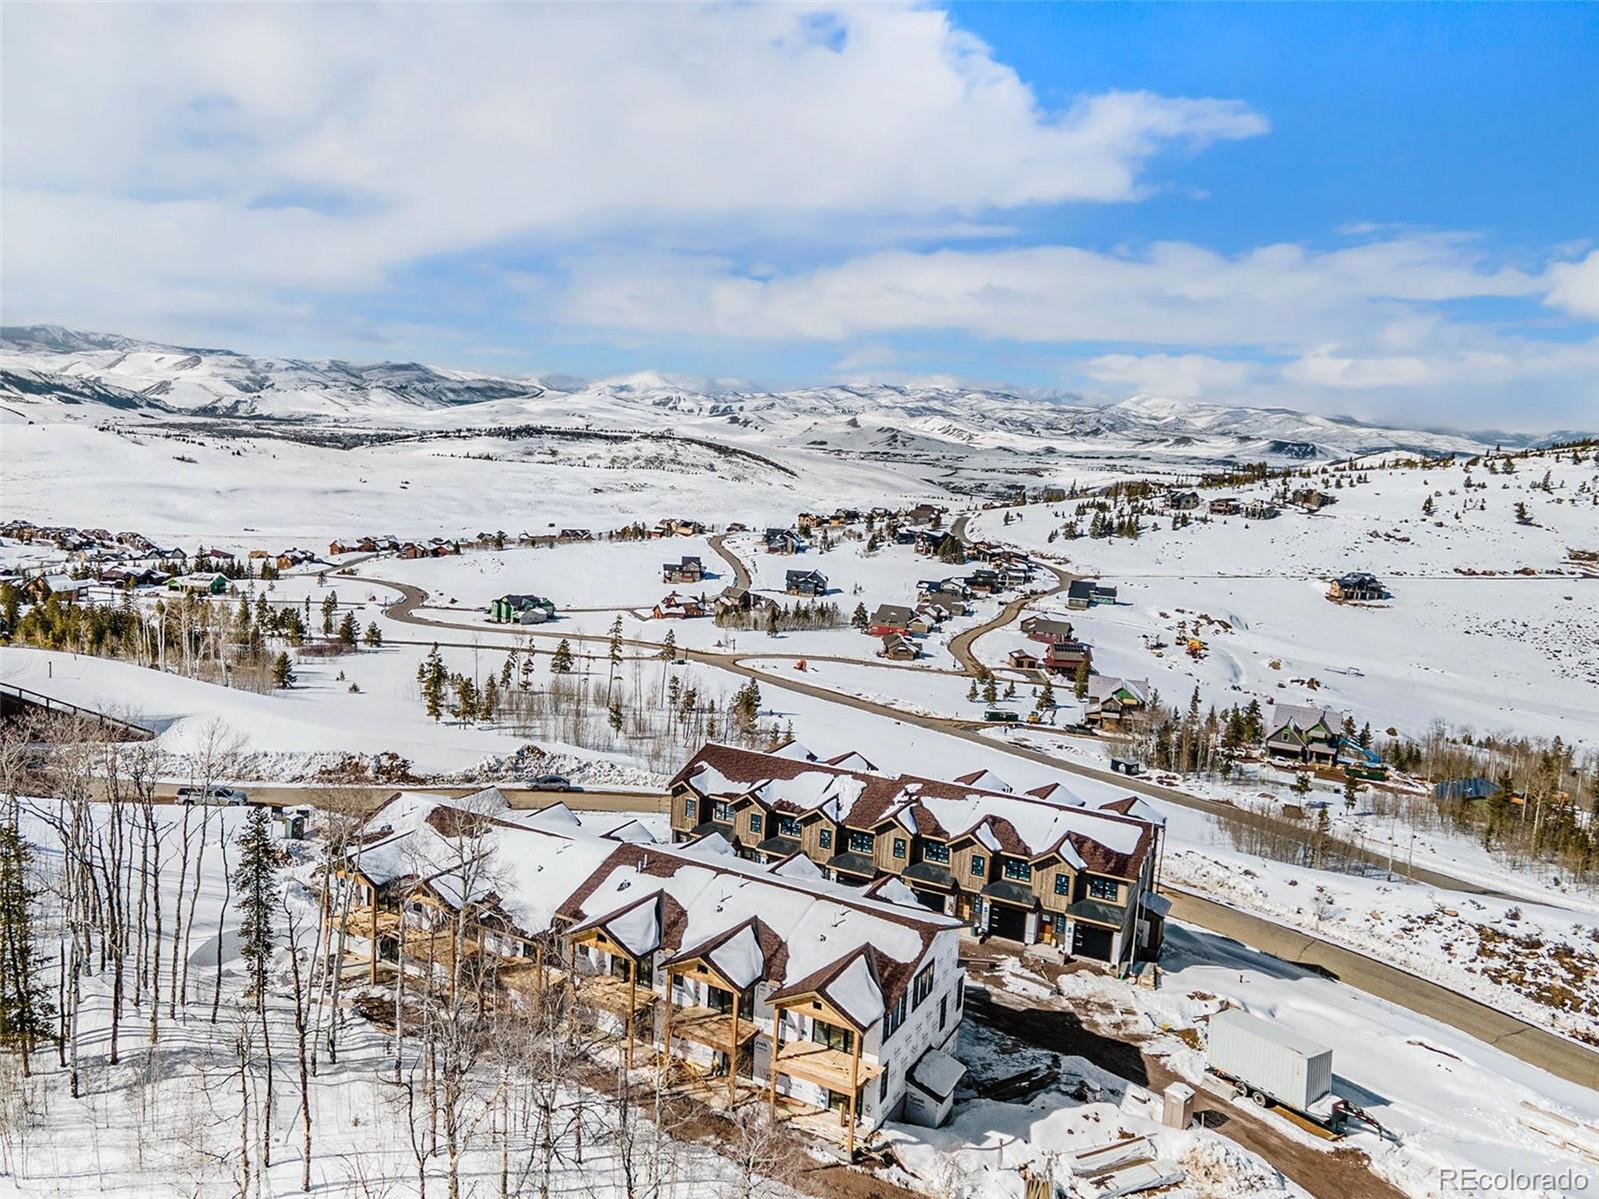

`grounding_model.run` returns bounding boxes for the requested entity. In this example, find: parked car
[527,774,576,792]
[176,785,250,805]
